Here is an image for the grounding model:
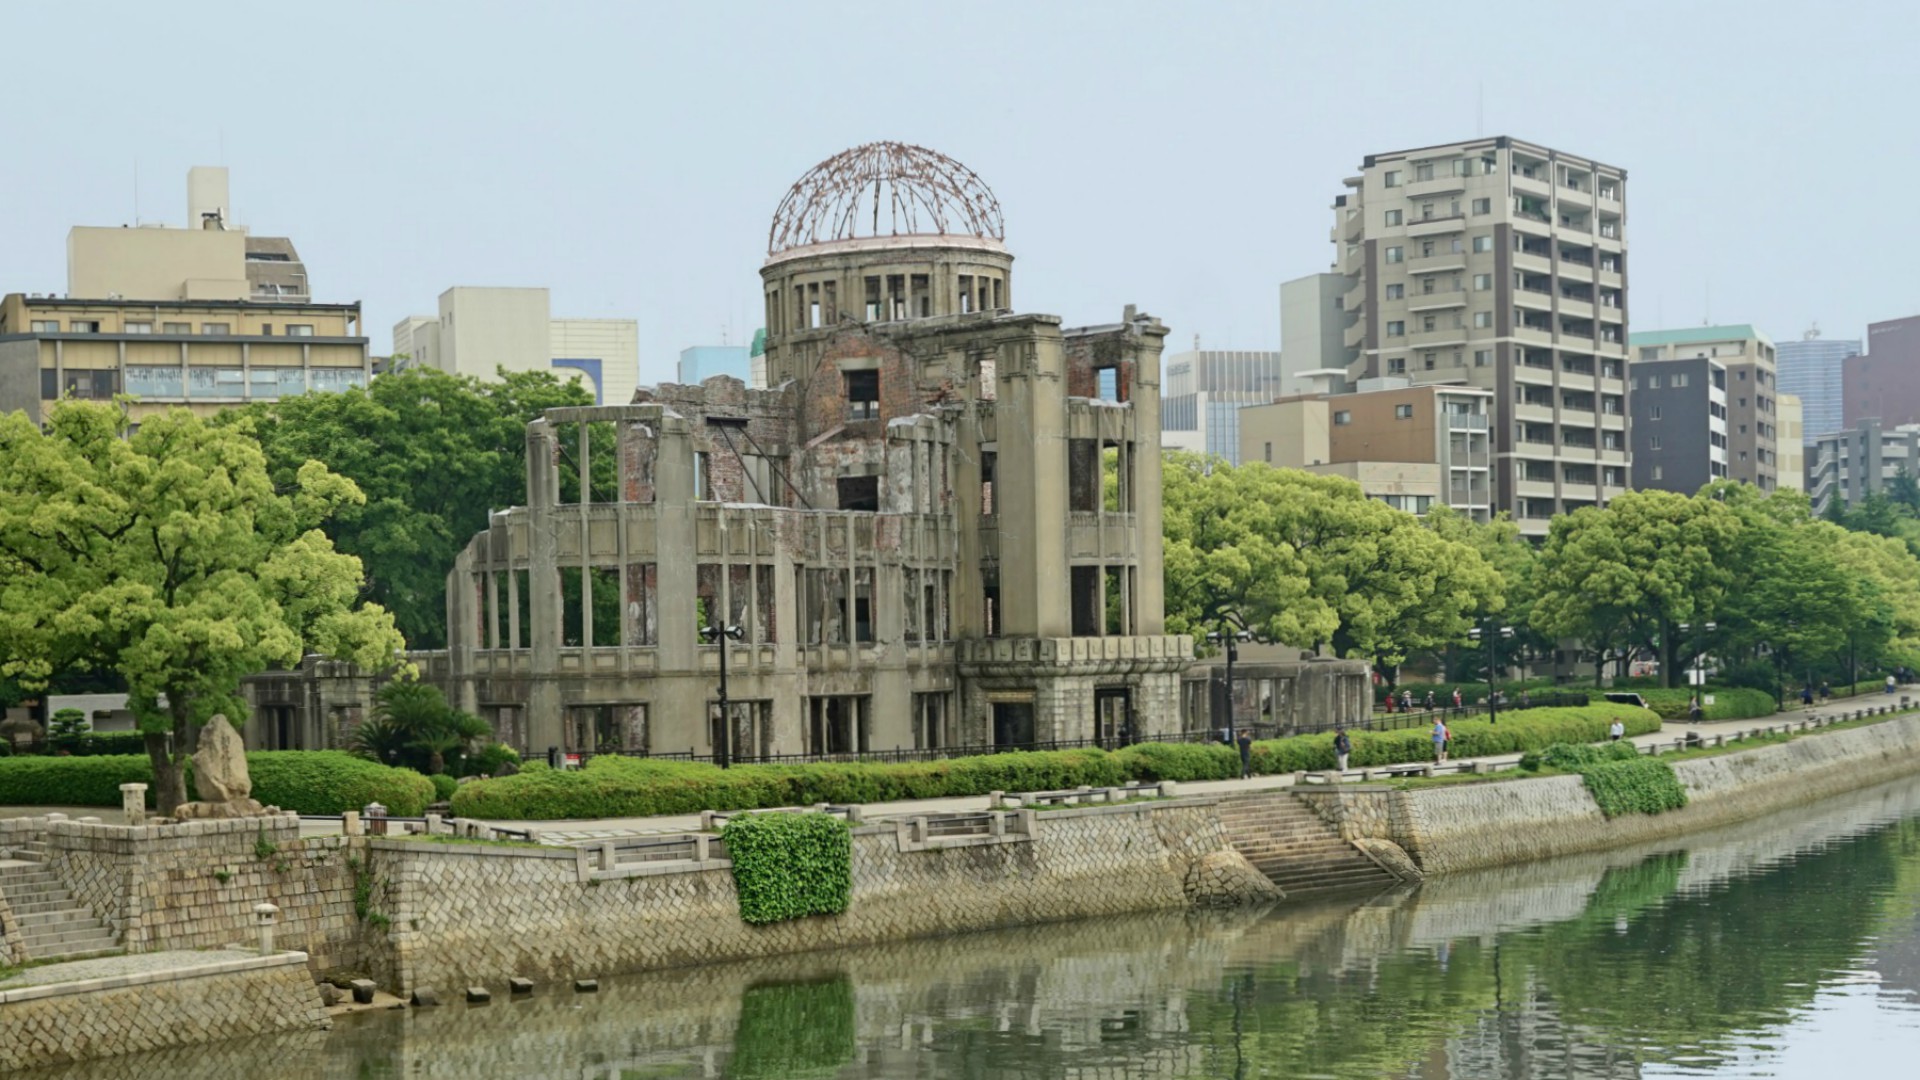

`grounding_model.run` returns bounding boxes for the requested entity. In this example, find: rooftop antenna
[1805,322,1821,341]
